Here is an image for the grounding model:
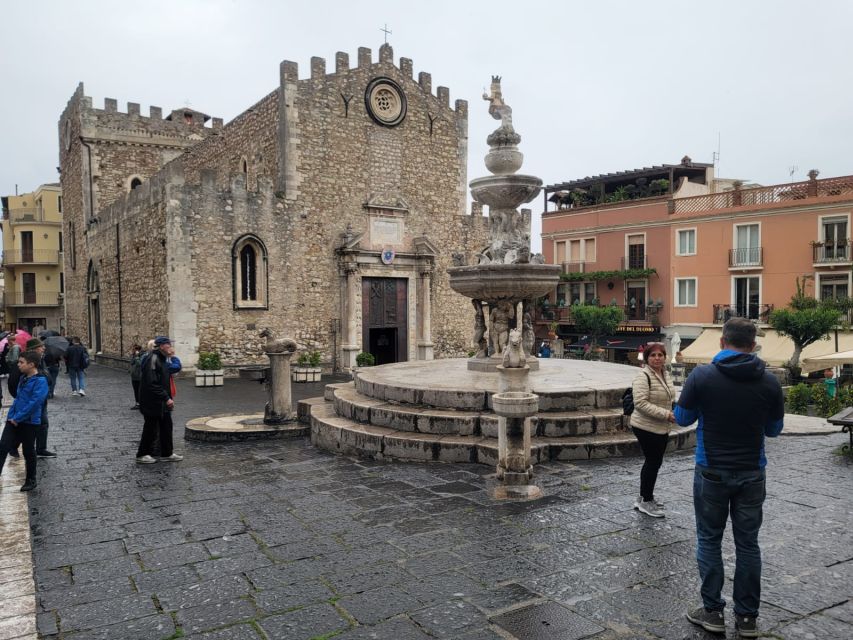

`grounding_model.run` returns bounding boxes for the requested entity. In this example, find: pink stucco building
[539,160,853,362]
